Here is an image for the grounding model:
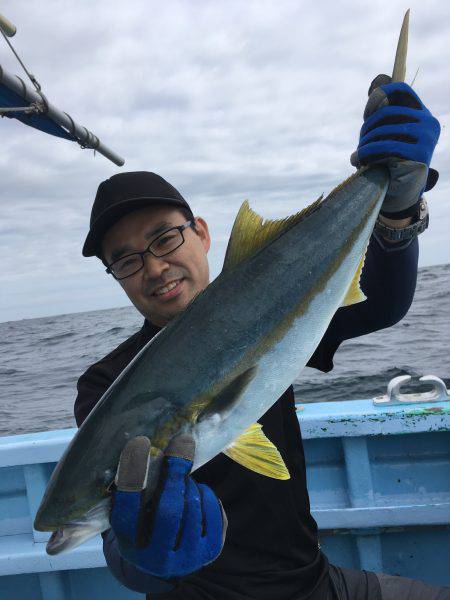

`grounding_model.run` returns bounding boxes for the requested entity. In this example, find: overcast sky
[1,0,448,323]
